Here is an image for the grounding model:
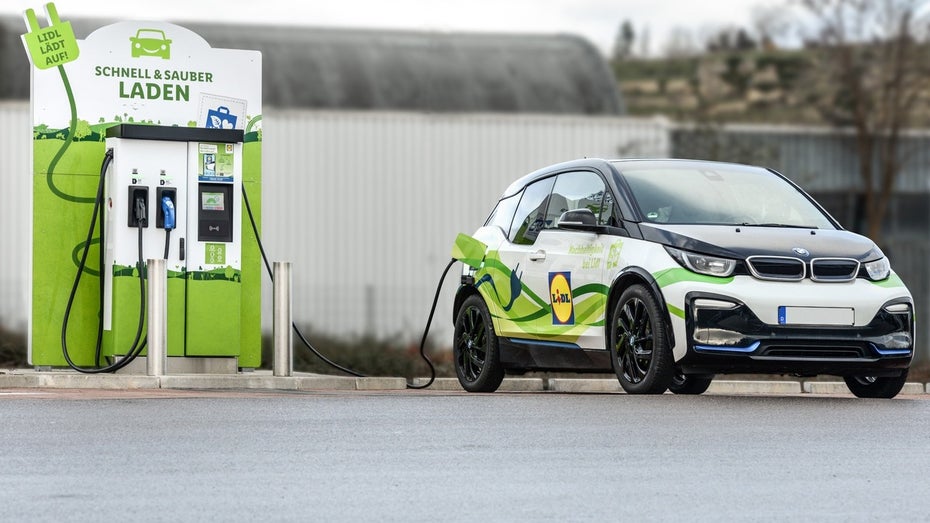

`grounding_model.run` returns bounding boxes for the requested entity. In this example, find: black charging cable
[61,149,148,373]
[241,185,453,389]
[408,258,455,389]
